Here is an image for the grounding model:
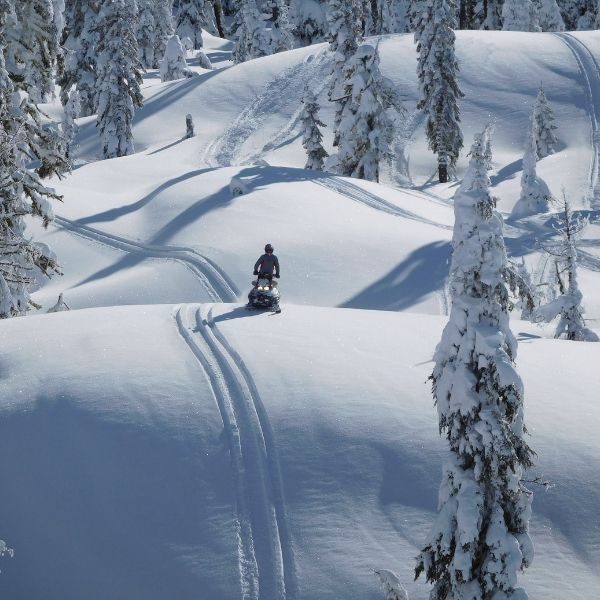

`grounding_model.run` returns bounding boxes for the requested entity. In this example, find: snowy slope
[0,305,598,599]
